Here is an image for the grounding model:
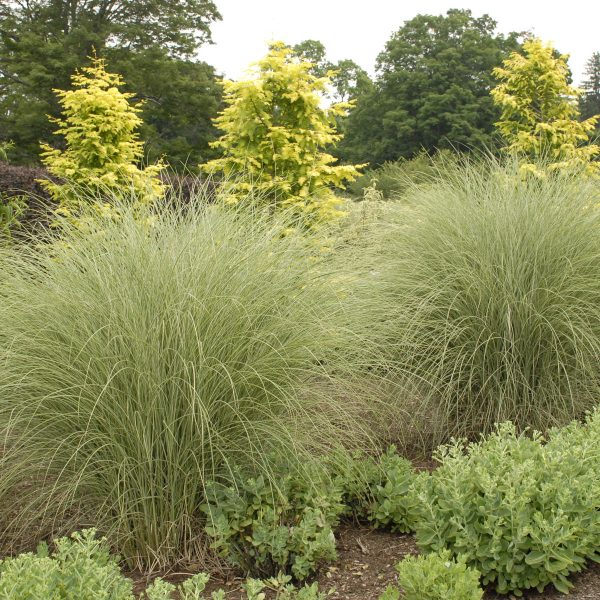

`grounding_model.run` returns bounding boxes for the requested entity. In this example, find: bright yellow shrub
[40,56,165,214]
[202,42,364,225]
[491,38,599,176]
